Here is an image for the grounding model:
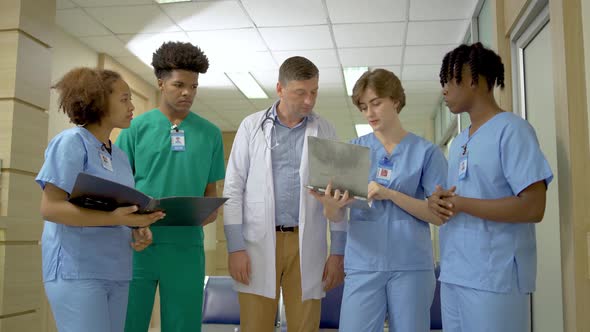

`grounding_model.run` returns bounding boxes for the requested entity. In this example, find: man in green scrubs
[116,41,225,332]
